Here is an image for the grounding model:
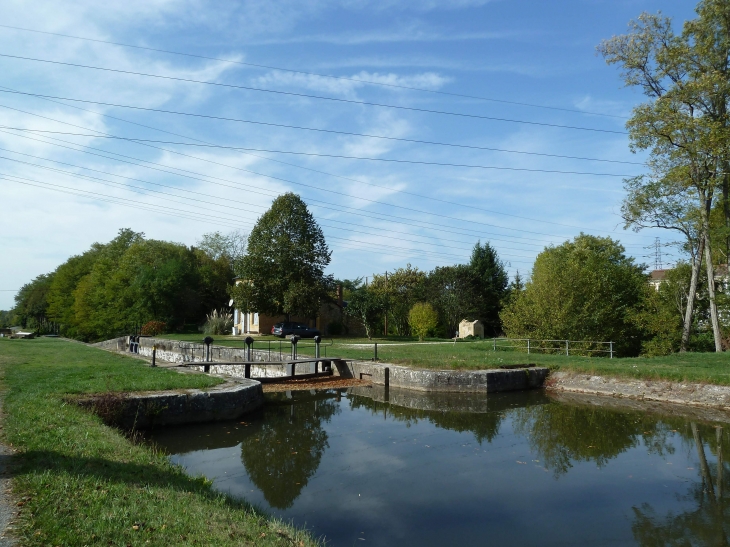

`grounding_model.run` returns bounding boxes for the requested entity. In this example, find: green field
[0,338,322,546]
[160,333,730,386]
